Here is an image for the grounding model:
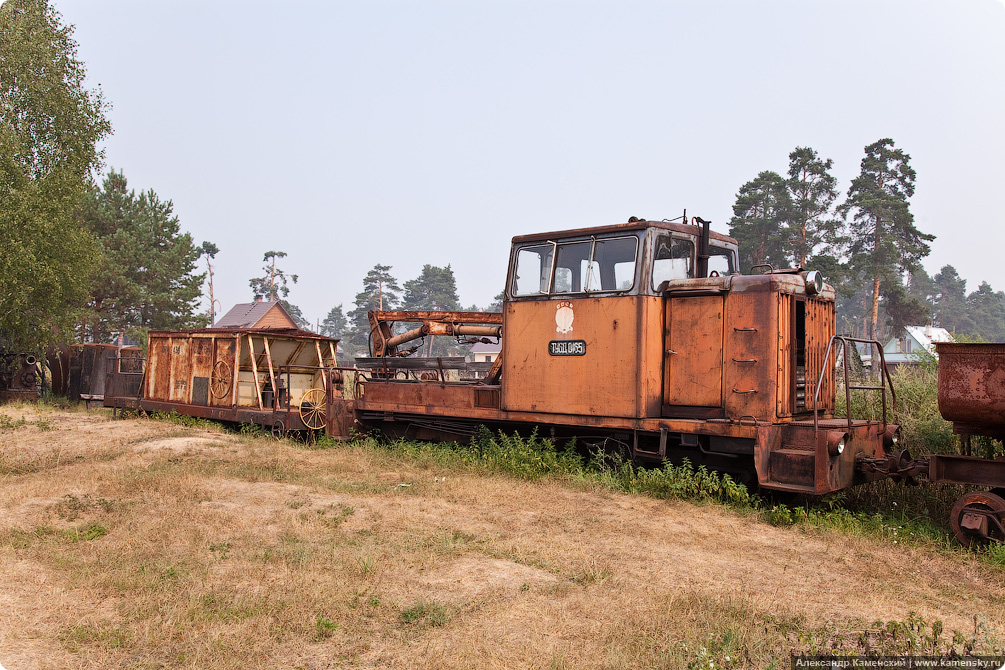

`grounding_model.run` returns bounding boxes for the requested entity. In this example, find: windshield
[512,235,638,296]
